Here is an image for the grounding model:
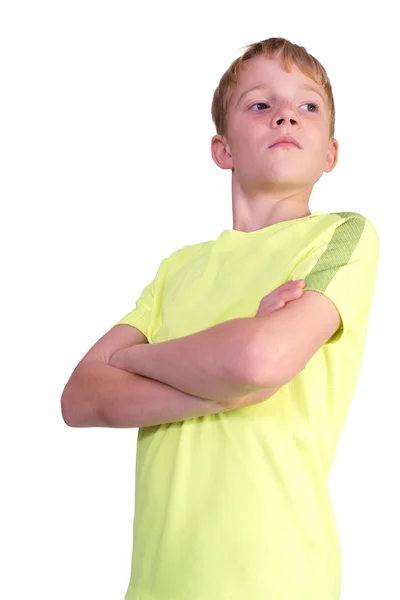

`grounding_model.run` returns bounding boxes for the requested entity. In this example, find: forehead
[231,56,324,102]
